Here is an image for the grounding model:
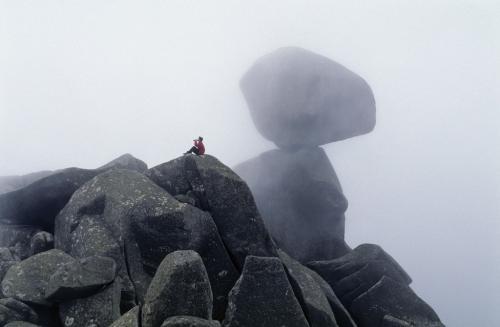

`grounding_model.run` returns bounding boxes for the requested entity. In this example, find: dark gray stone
[162,316,221,327]
[222,256,309,327]
[129,199,238,320]
[142,250,213,327]
[308,267,357,327]
[240,47,376,148]
[29,231,54,256]
[307,244,413,309]
[147,155,278,269]
[278,250,338,327]
[350,277,444,327]
[234,147,350,262]
[0,225,41,259]
[1,249,74,305]
[59,279,121,327]
[109,305,140,327]
[54,169,163,306]
[98,153,148,173]
[55,168,238,319]
[45,256,117,301]
[0,298,38,325]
